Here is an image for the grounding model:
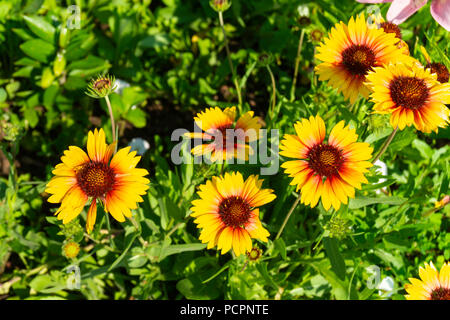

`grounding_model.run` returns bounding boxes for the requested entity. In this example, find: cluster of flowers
[44,11,449,299]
